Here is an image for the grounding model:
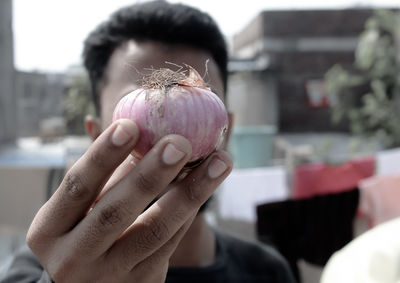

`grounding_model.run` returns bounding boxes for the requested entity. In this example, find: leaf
[356,29,379,70]
[63,73,92,135]
[371,79,387,102]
